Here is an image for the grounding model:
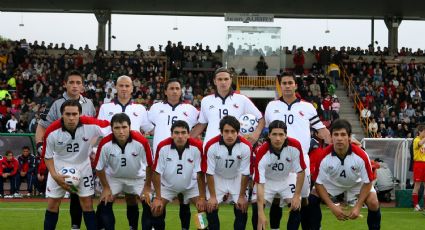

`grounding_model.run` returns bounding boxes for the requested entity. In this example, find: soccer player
[203,115,252,230]
[412,124,425,211]
[16,146,37,197]
[36,70,96,230]
[97,75,154,229]
[191,67,264,145]
[95,113,153,230]
[148,78,199,229]
[314,119,381,229]
[255,120,306,230]
[264,72,331,229]
[150,120,206,230]
[42,100,109,230]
